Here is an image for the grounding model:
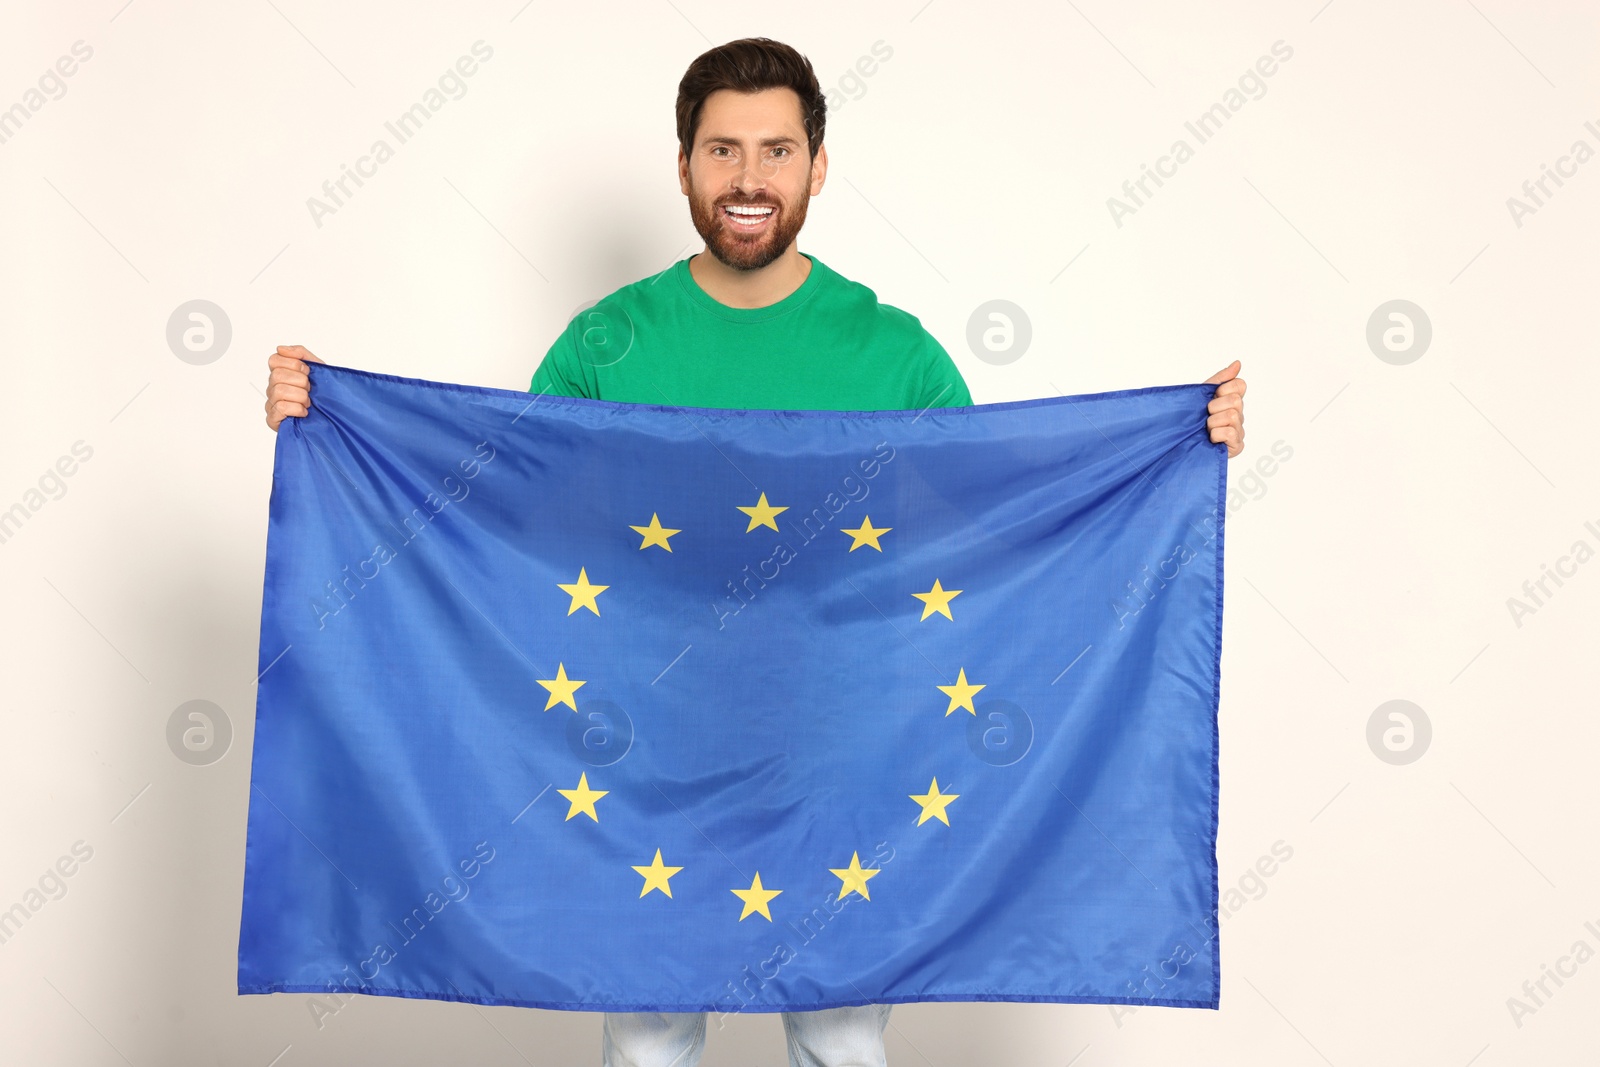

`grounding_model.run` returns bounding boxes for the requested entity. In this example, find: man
[264,36,1246,1067]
